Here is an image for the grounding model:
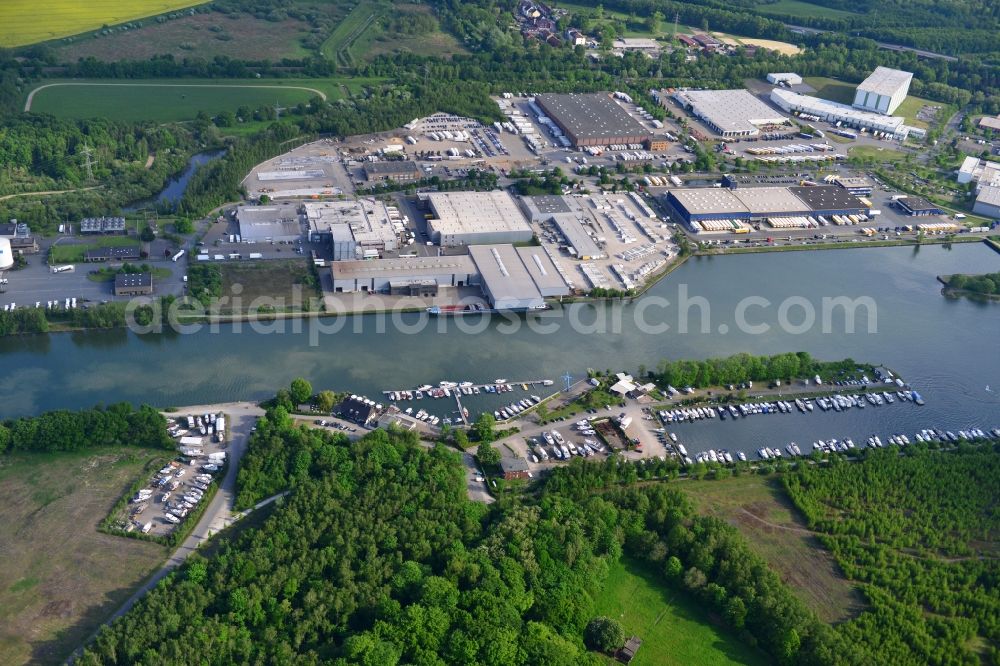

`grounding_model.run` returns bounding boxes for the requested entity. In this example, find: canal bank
[2,243,998,456]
